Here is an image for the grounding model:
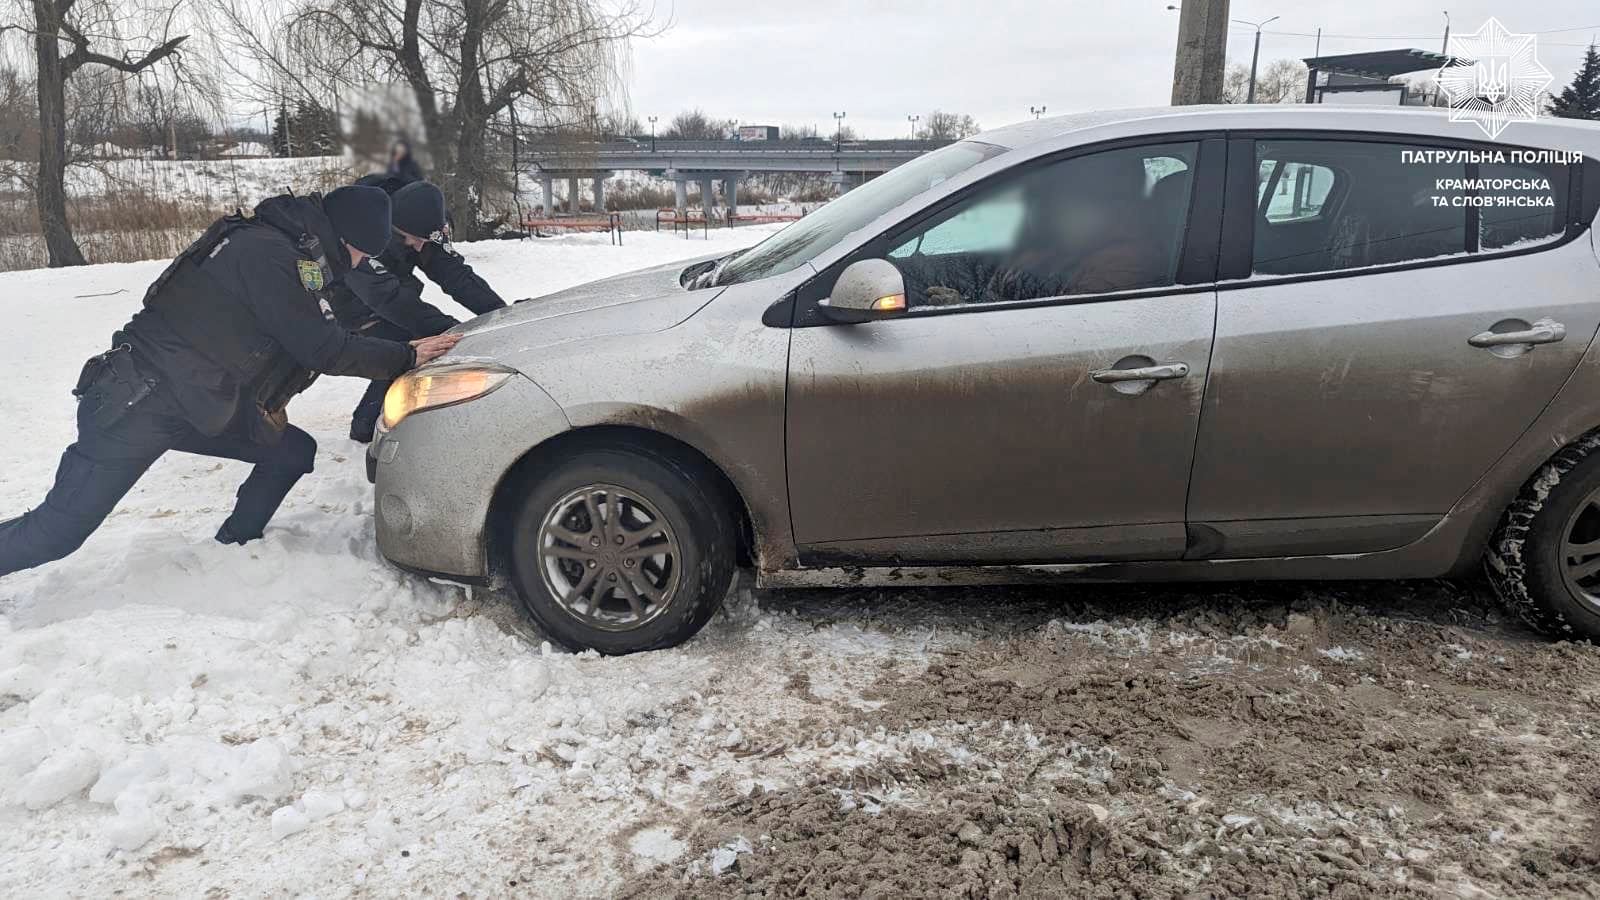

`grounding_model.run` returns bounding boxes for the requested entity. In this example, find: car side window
[889,189,1024,258]
[883,142,1200,308]
[1478,160,1570,251]
[1253,141,1468,277]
